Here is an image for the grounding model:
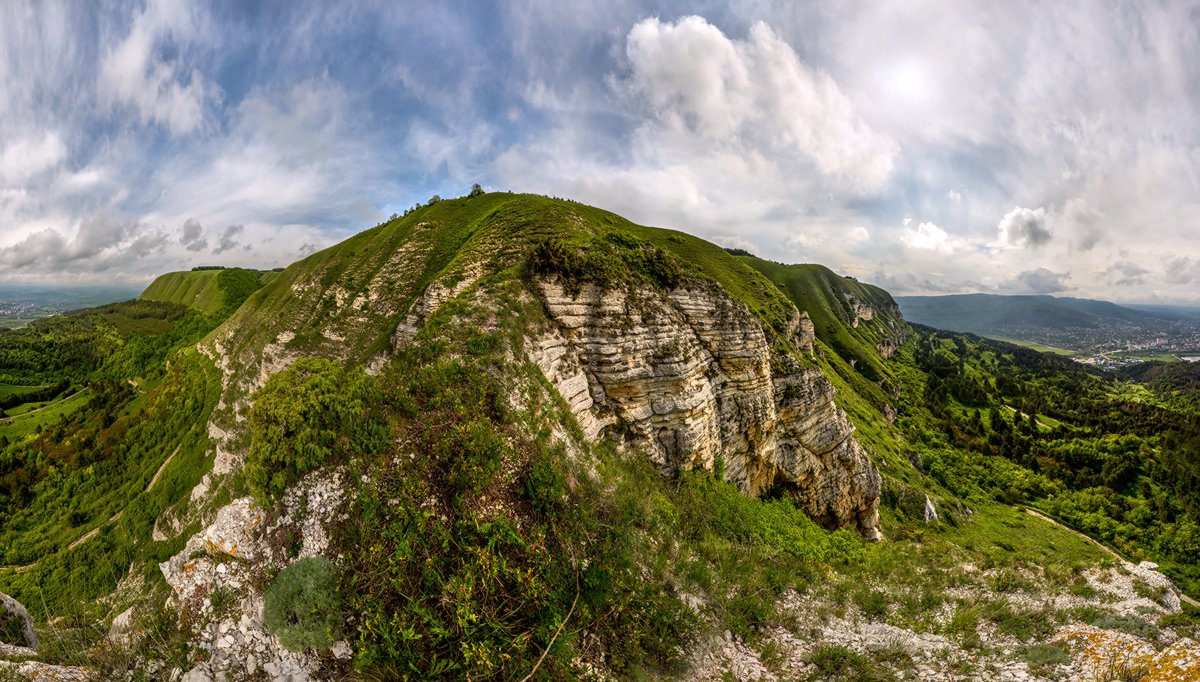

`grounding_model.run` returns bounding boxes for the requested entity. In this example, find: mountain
[2,193,1199,681]
[896,292,1192,352]
[140,267,279,318]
